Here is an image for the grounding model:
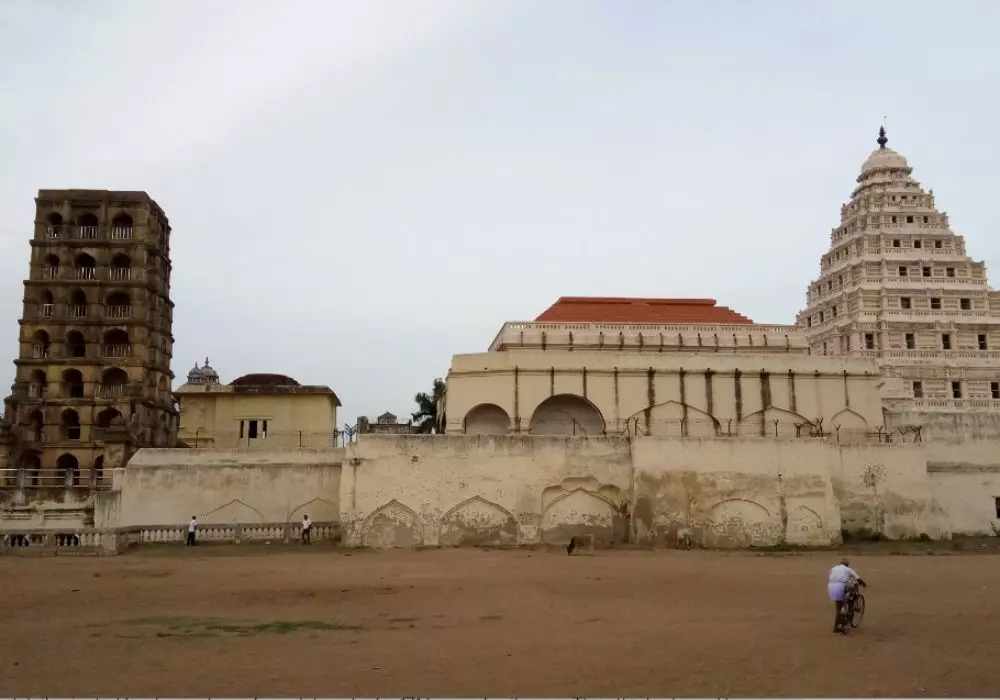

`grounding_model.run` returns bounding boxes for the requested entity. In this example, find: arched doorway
[463,403,512,435]
[529,394,605,436]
